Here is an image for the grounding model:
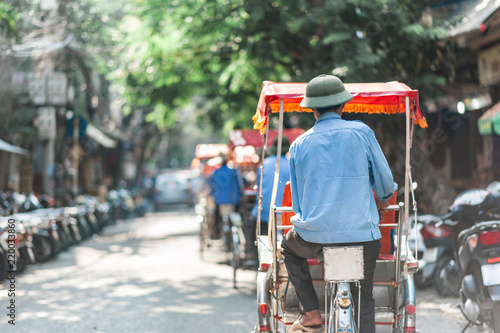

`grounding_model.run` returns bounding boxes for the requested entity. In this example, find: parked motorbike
[75,195,112,230]
[130,187,150,217]
[0,191,117,279]
[64,206,93,240]
[409,214,455,295]
[0,216,36,273]
[107,189,125,221]
[438,188,500,332]
[12,212,60,263]
[0,193,14,216]
[0,223,9,281]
